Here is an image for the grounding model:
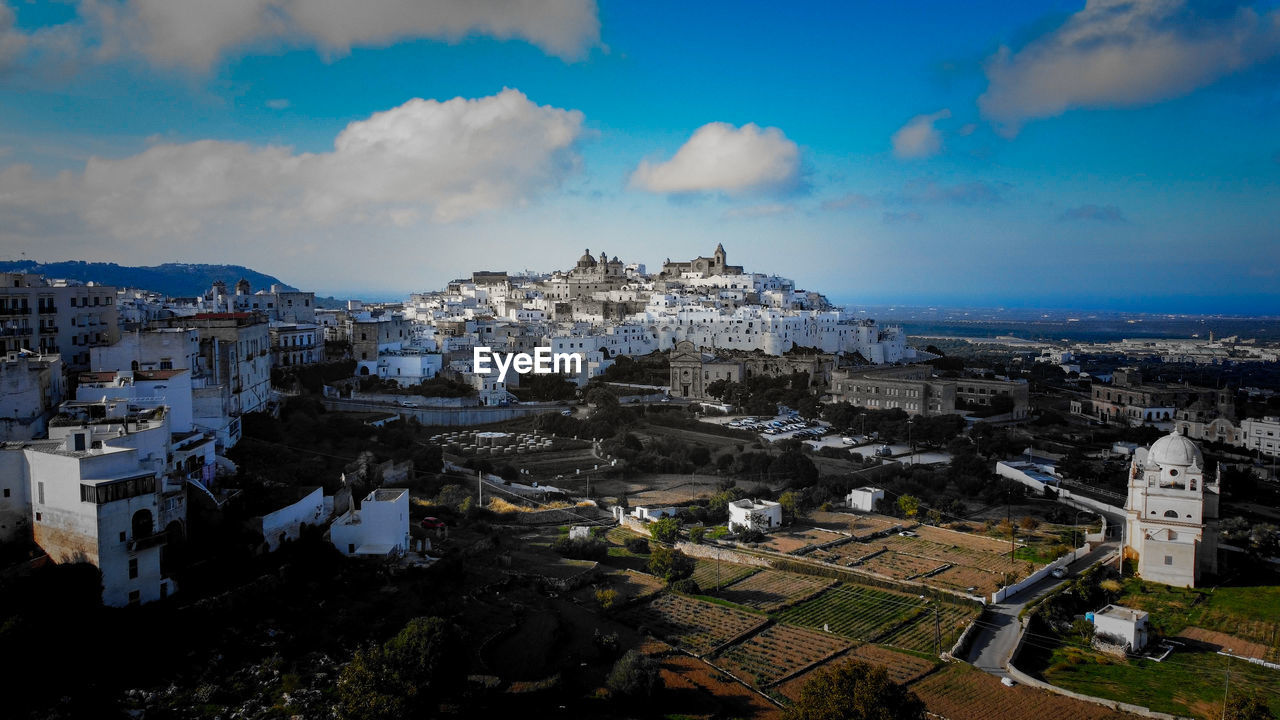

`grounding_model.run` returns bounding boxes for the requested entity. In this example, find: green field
[1112,576,1280,658]
[689,558,759,591]
[1035,640,1280,719]
[774,583,925,643]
